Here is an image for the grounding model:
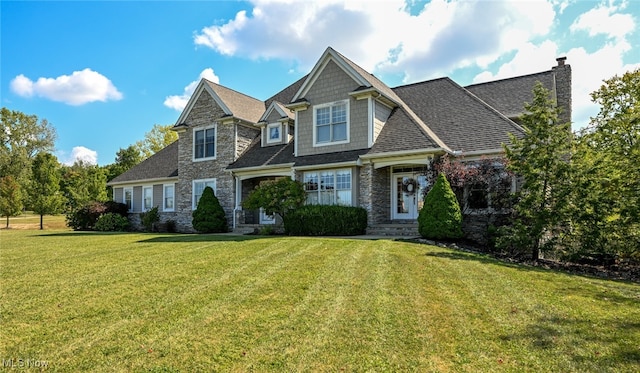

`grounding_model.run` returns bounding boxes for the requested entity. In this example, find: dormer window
[267,123,282,144]
[313,100,349,146]
[193,124,216,161]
